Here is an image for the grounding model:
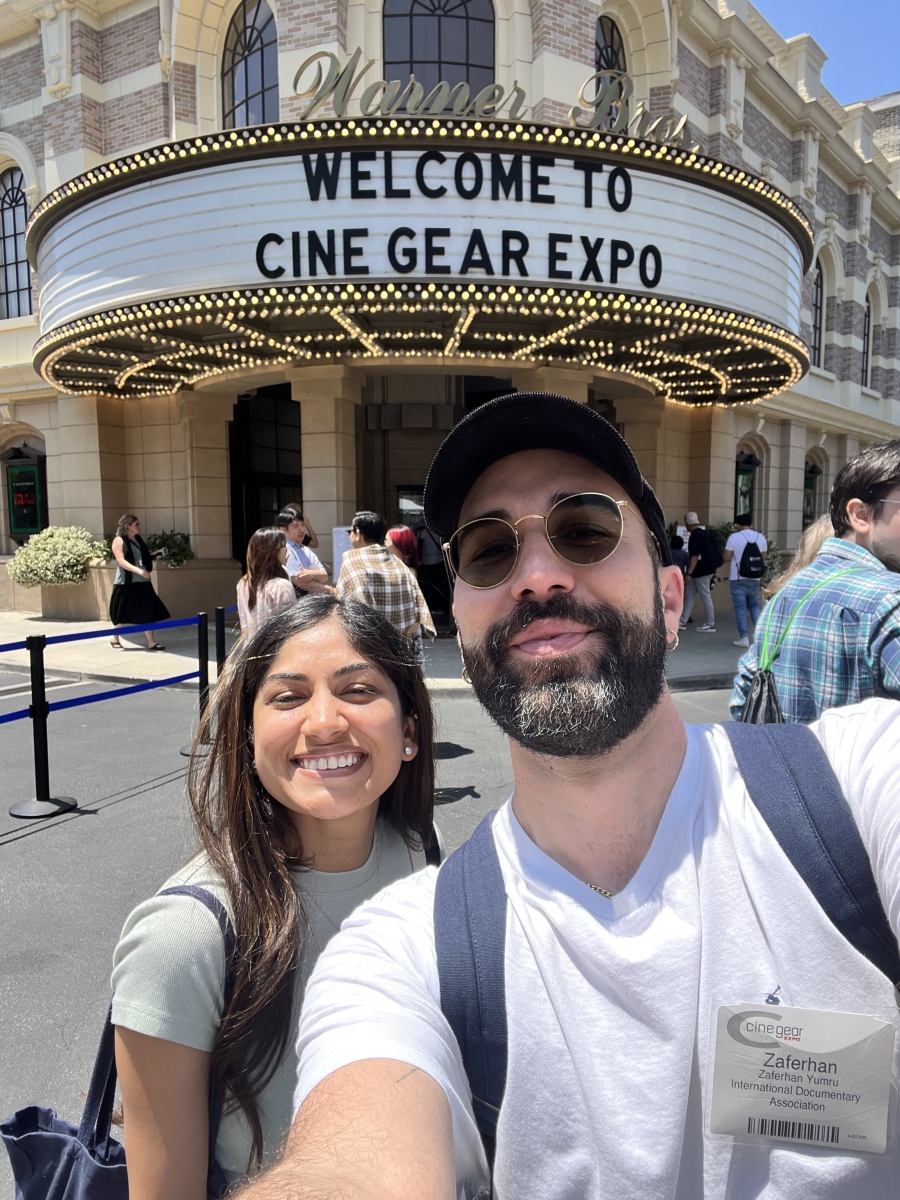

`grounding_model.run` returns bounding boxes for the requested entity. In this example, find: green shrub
[7,526,108,588]
[145,530,194,569]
